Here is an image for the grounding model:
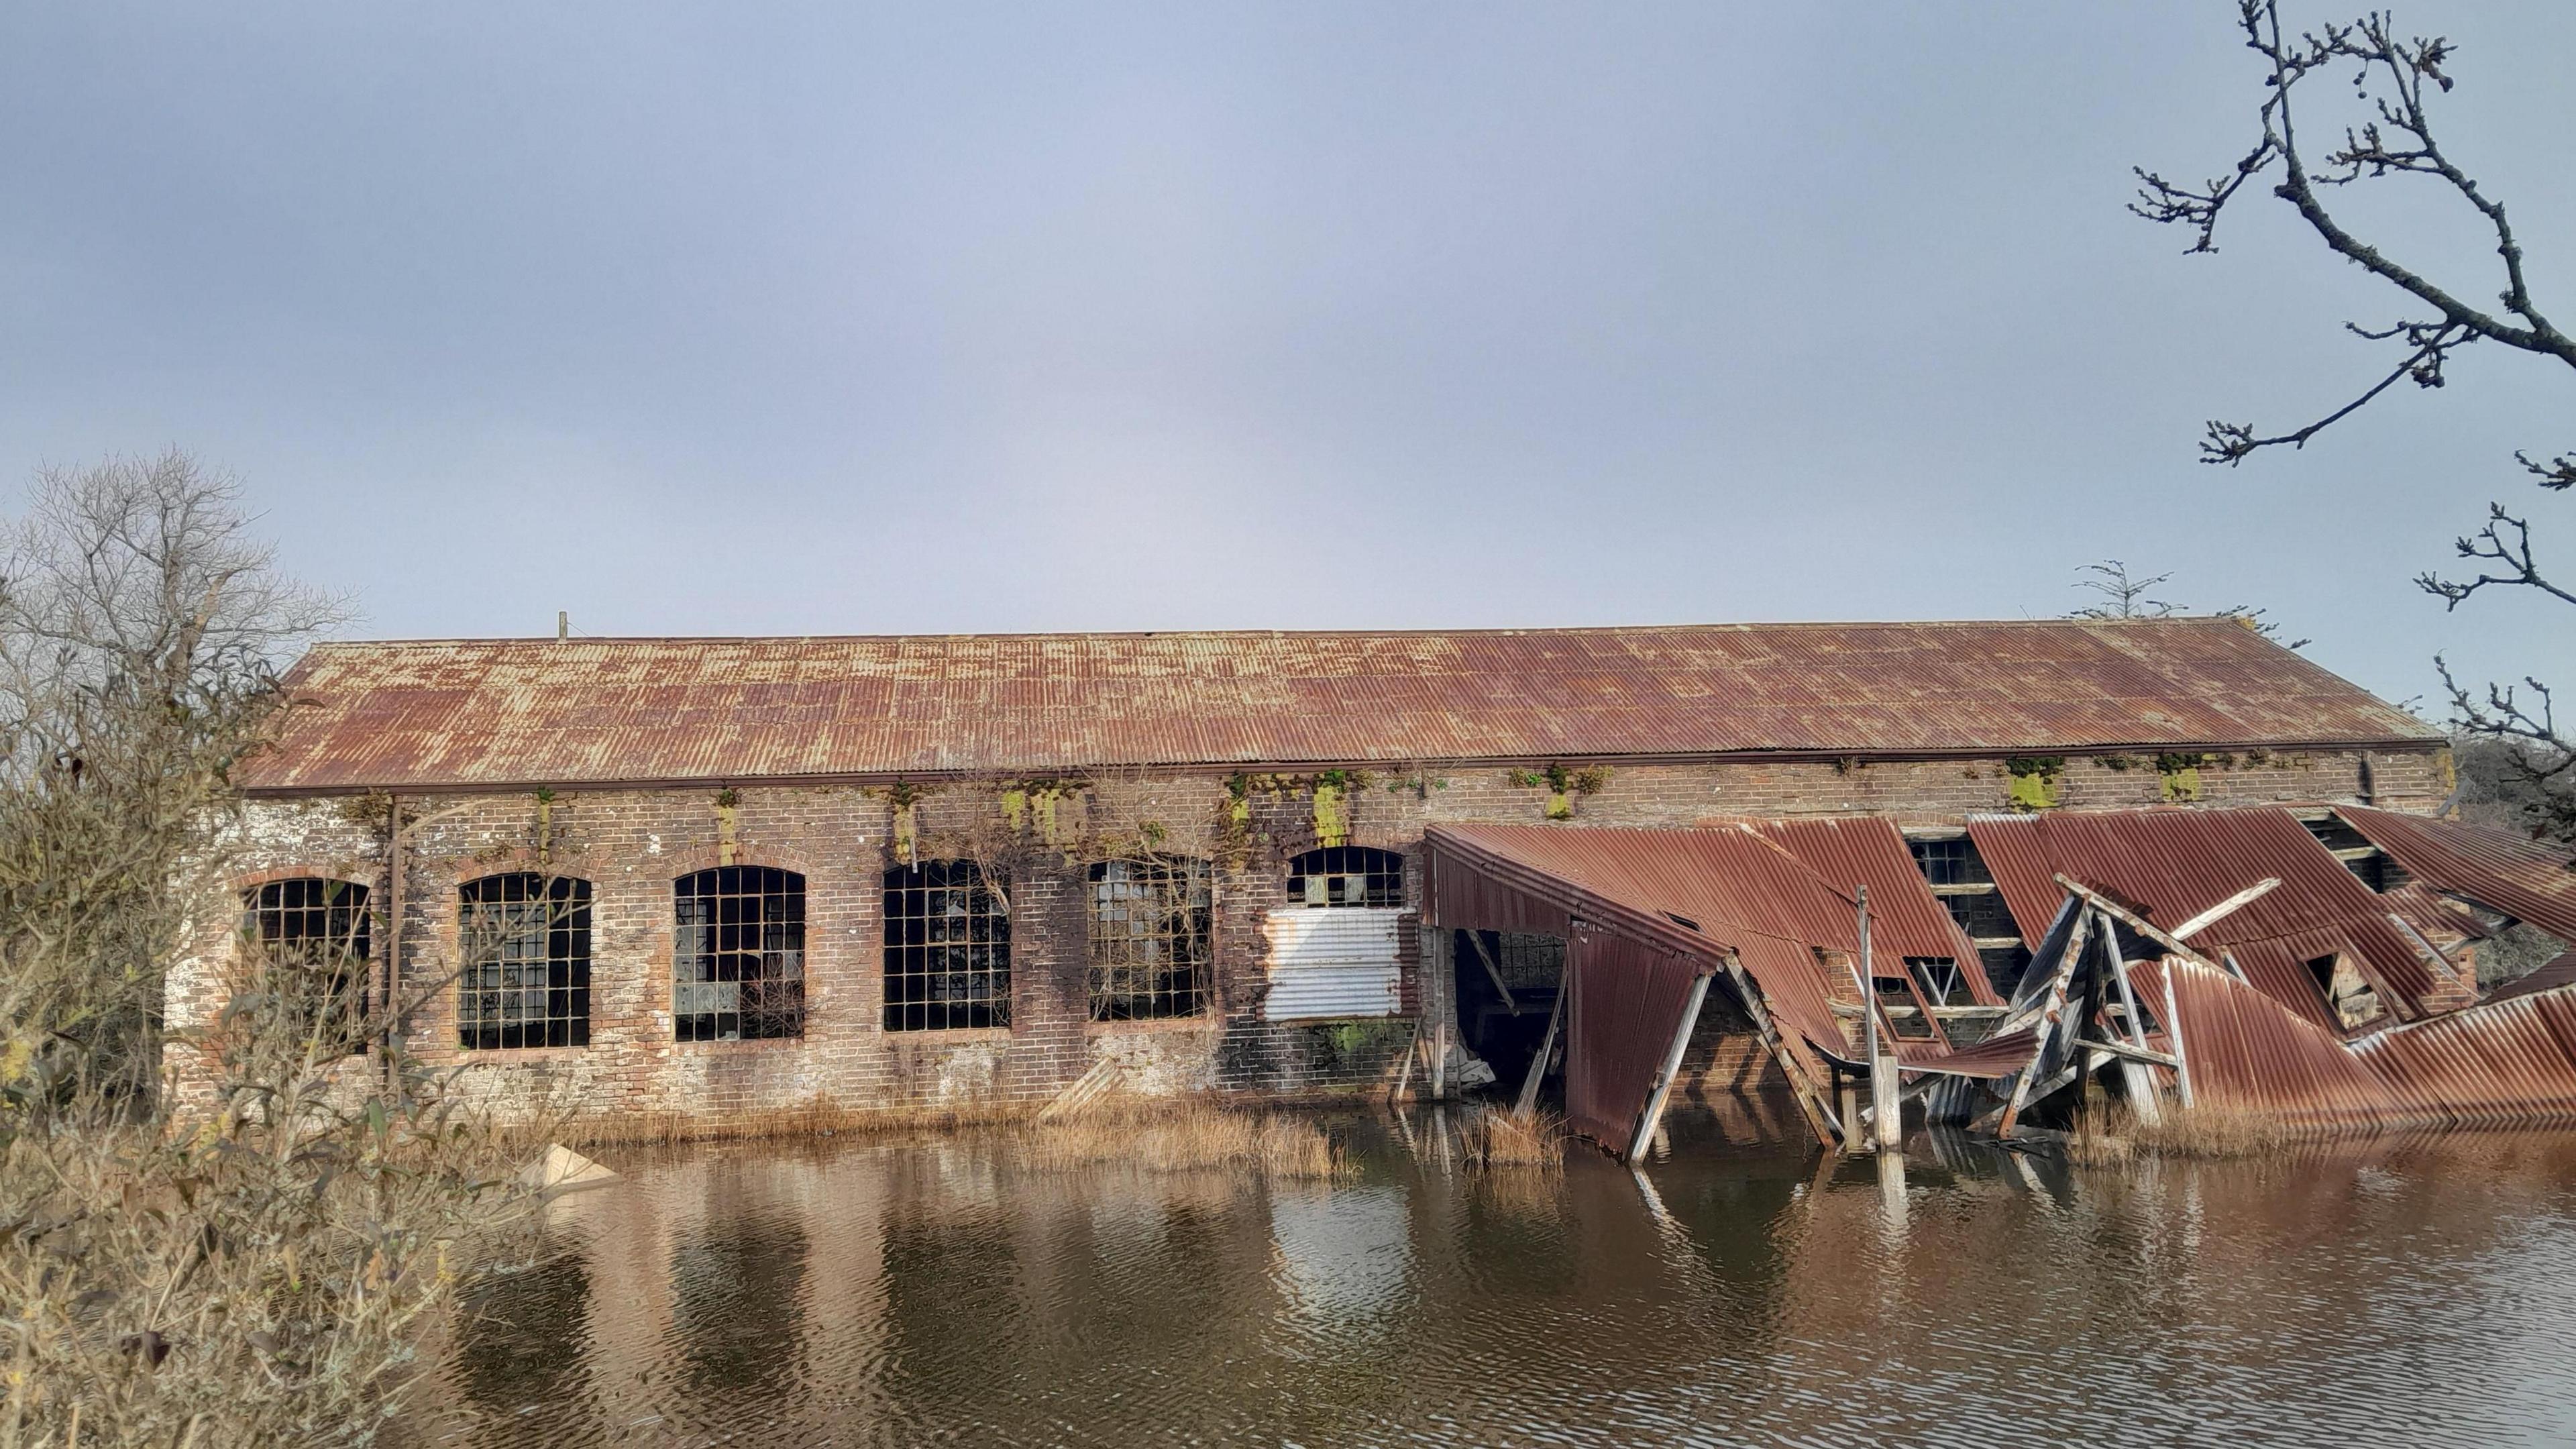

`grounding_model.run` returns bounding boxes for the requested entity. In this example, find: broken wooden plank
[2161,961,2196,1110]
[2098,920,2163,1128]
[1466,930,1521,1016]
[1995,908,2094,1137]
[1513,983,1565,1121]
[1721,953,1844,1150]
[1627,970,1713,1165]
[2170,877,2282,940]
[2049,874,2229,977]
